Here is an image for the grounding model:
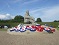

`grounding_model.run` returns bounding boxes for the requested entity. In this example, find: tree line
[1,15,59,23]
[0,15,24,23]
[54,20,59,22]
[0,15,42,23]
